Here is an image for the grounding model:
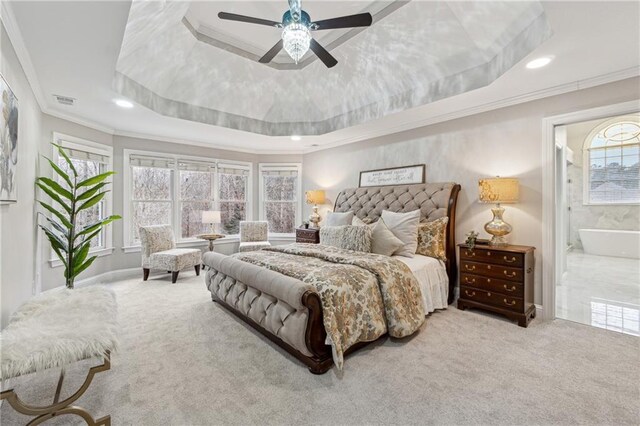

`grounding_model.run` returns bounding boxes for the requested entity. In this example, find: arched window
[584,117,640,204]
